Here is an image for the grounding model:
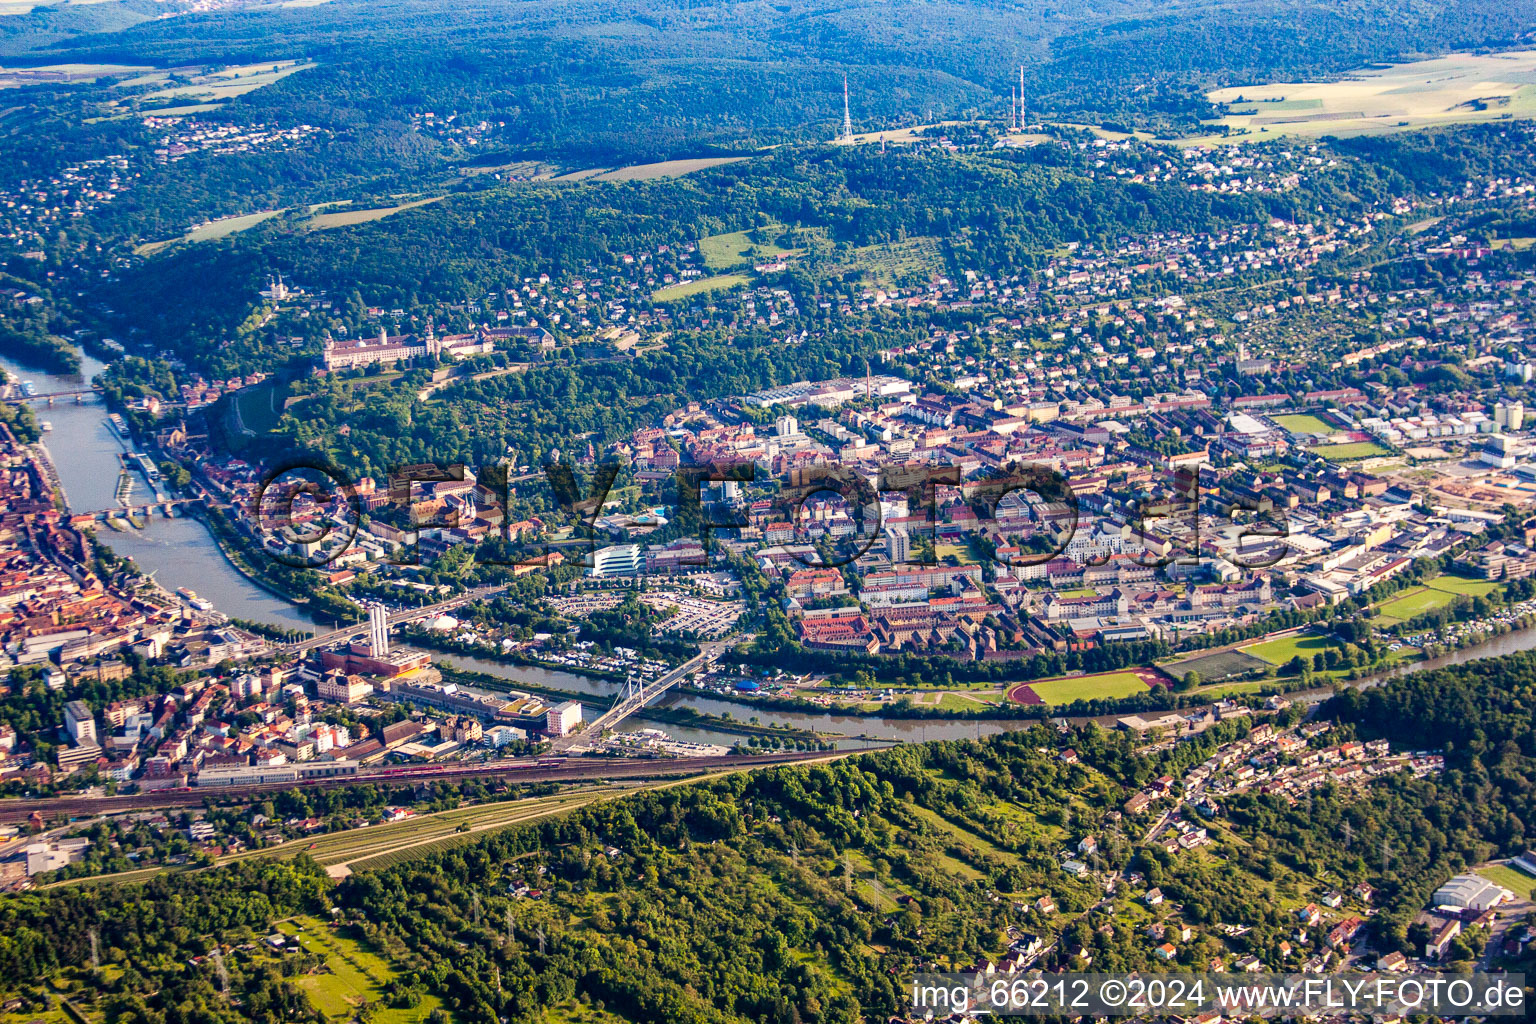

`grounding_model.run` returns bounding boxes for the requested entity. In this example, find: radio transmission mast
[842,74,853,141]
[1018,65,1026,126]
